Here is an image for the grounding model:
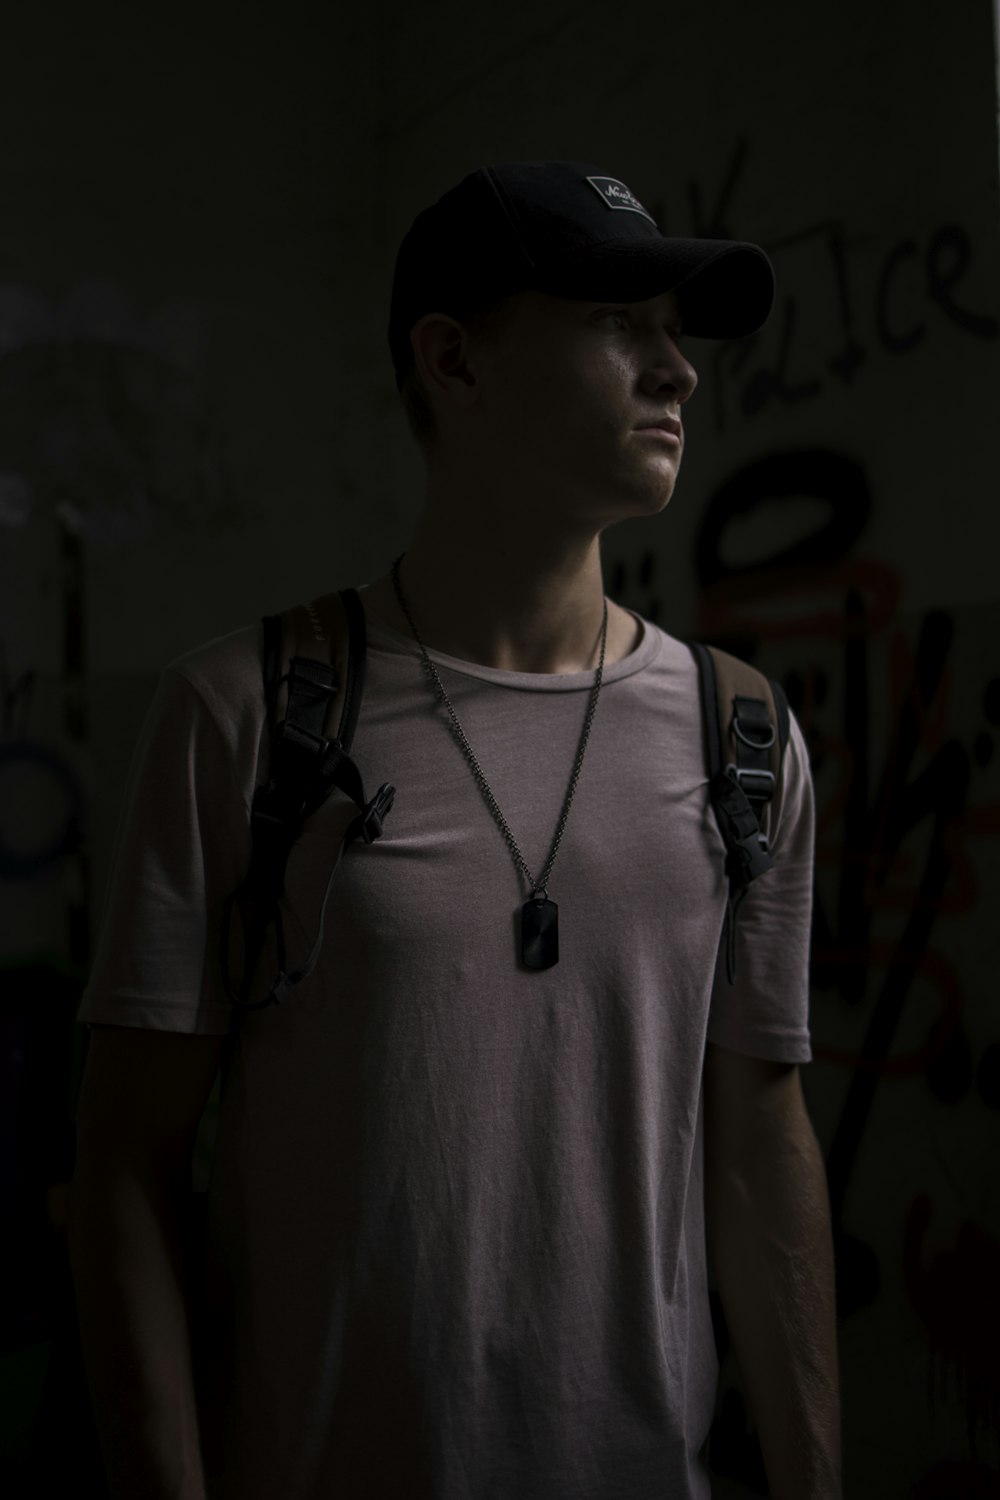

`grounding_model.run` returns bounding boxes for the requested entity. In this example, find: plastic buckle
[729,764,775,801]
[359,782,396,844]
[287,657,340,696]
[274,718,329,758]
